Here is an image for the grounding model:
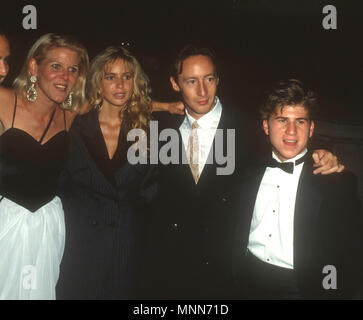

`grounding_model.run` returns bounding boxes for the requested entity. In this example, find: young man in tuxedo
[233,79,363,299]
